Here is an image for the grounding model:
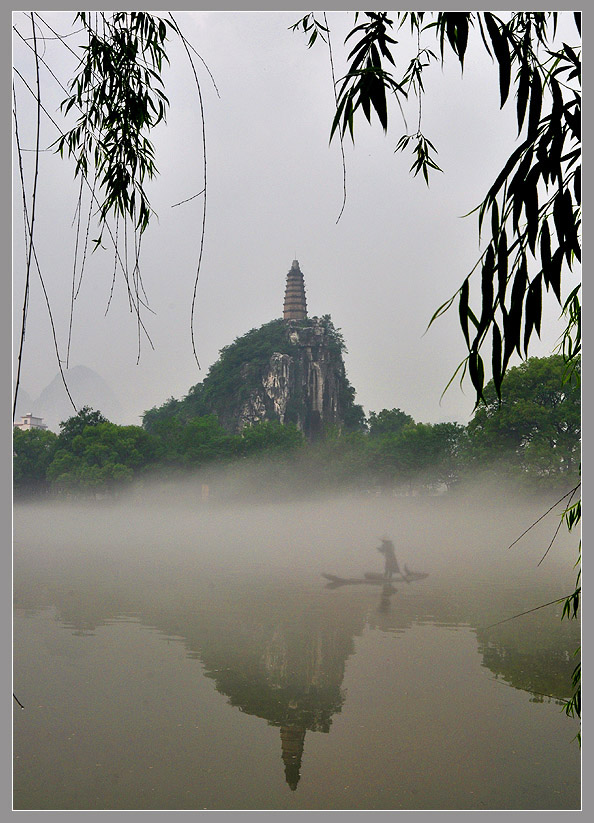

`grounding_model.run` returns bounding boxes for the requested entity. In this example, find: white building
[14,413,48,432]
